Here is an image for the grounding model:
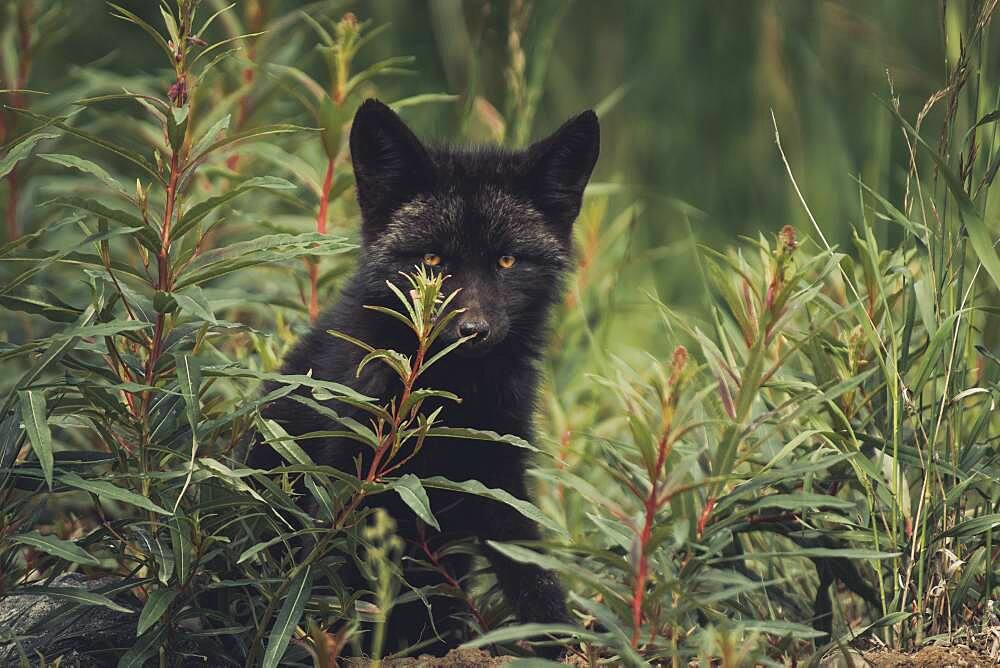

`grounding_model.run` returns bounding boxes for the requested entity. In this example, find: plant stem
[250,311,435,662]
[307,158,336,321]
[418,532,491,632]
[631,431,673,648]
